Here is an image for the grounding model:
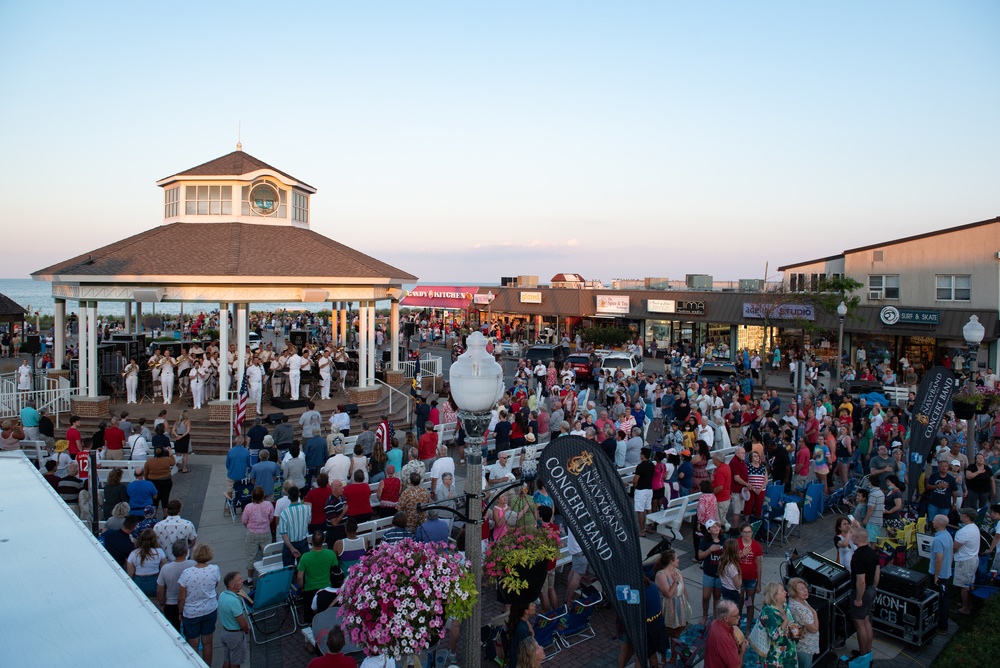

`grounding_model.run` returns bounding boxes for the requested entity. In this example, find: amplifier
[871,586,938,646]
[796,552,852,599]
[879,565,929,597]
